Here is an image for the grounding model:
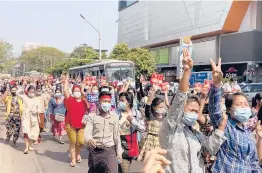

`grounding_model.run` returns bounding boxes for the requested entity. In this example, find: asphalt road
[0,104,143,173]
